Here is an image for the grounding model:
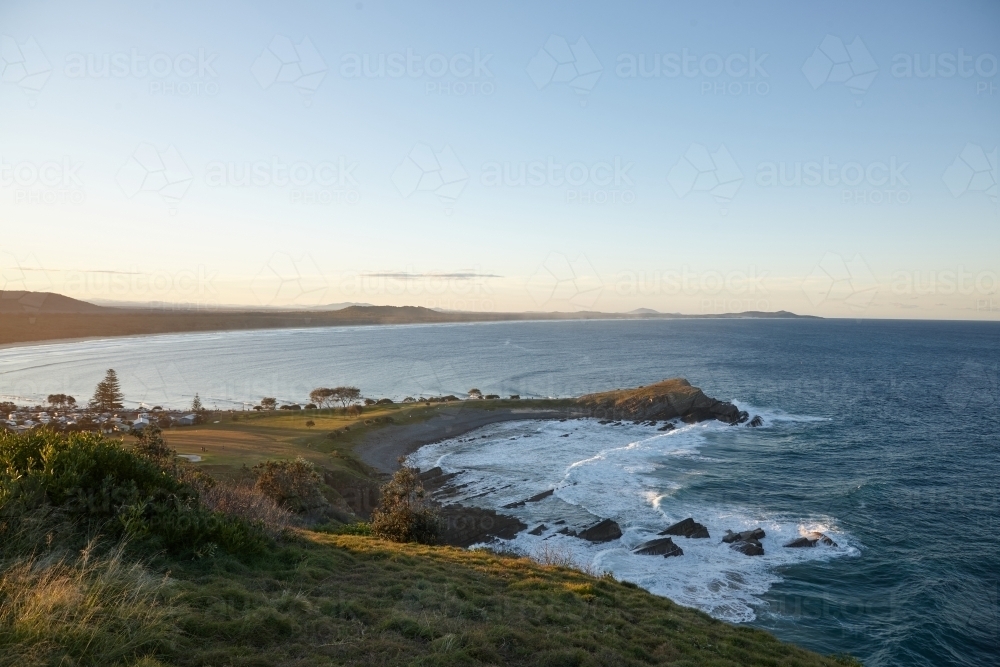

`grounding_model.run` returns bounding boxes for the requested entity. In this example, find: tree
[260,397,277,411]
[309,388,336,409]
[90,369,124,412]
[191,393,204,412]
[468,388,482,399]
[370,465,439,544]
[47,394,77,409]
[331,386,361,409]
